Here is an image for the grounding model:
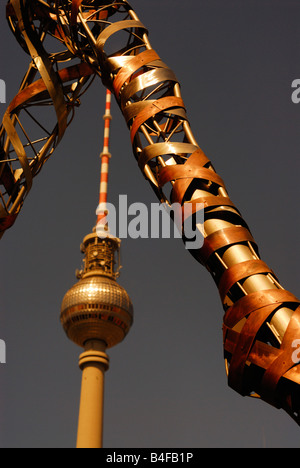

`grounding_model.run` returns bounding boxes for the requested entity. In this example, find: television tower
[60,90,133,449]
